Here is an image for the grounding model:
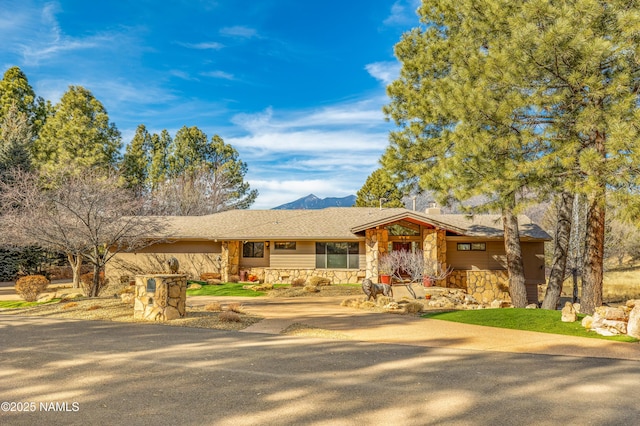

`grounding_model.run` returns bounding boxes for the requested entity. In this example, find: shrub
[15,274,50,302]
[291,278,306,287]
[403,301,424,314]
[227,302,244,313]
[205,302,222,312]
[80,271,109,295]
[304,285,320,293]
[219,311,241,322]
[309,276,331,286]
[228,274,239,283]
